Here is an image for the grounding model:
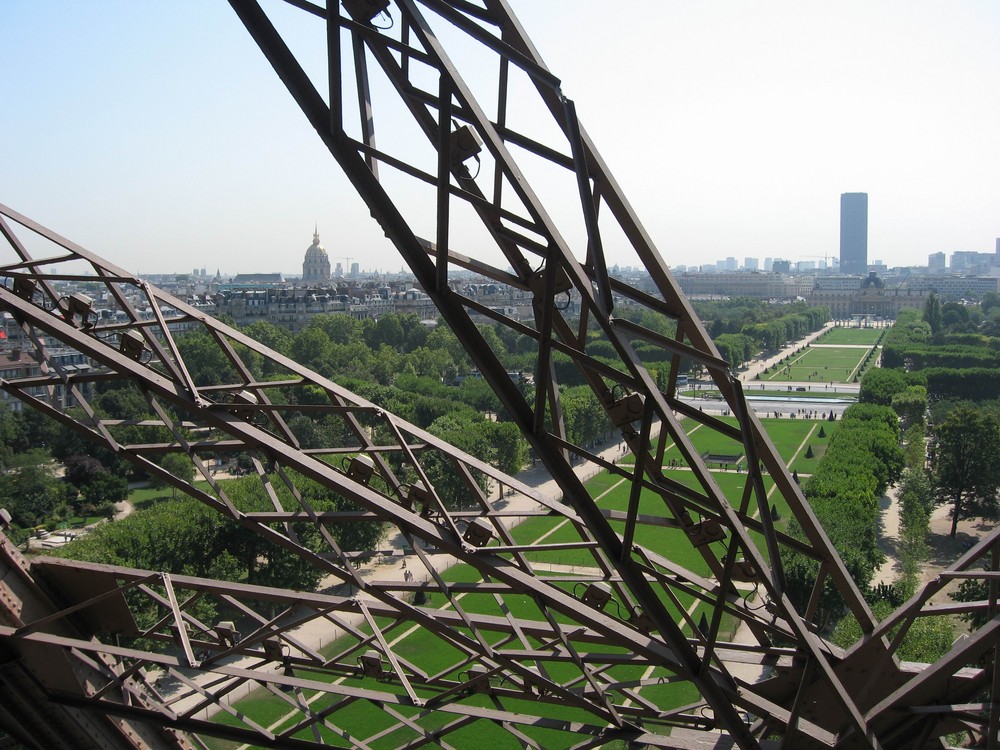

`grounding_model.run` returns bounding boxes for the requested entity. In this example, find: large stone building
[807,272,929,319]
[302,229,331,282]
